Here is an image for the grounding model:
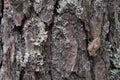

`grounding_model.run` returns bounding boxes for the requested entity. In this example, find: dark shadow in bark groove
[43,0,59,80]
[89,57,95,80]
[13,25,23,35]
[79,18,95,80]
[0,61,2,69]
[35,72,41,80]
[19,68,25,80]
[54,0,59,15]
[0,0,4,24]
[13,15,28,35]
[0,39,3,69]
[110,60,116,69]
[45,22,53,80]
